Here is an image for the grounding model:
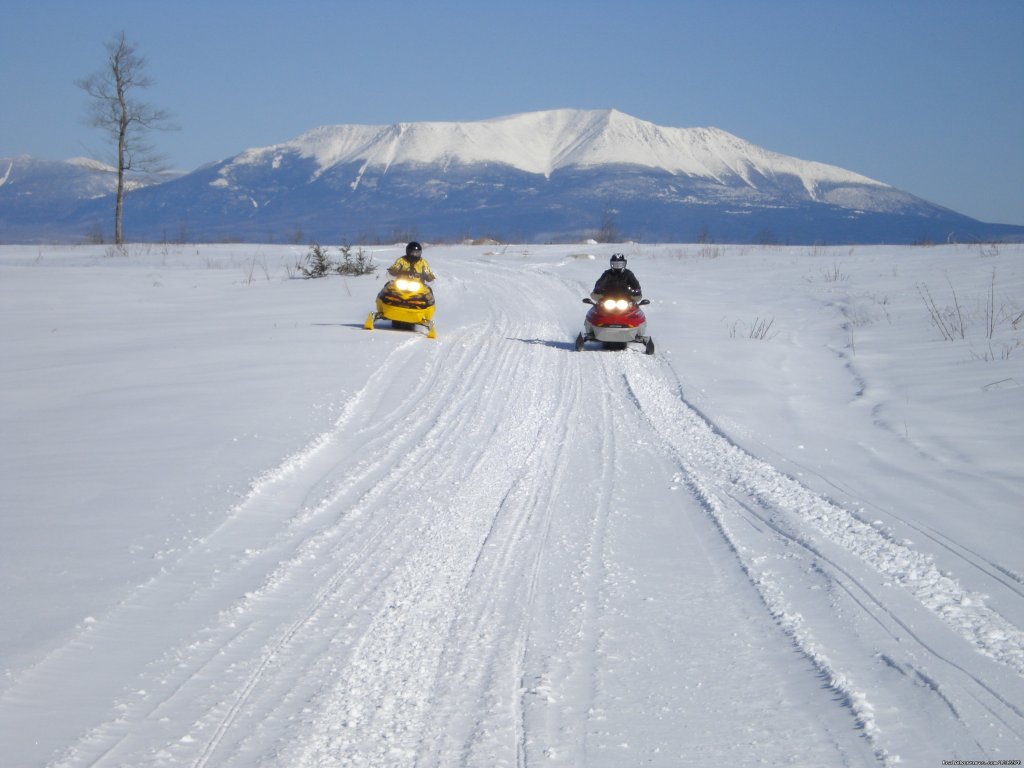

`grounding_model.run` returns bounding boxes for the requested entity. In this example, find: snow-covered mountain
[0,155,176,242]
[4,110,1023,243]
[229,109,876,189]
